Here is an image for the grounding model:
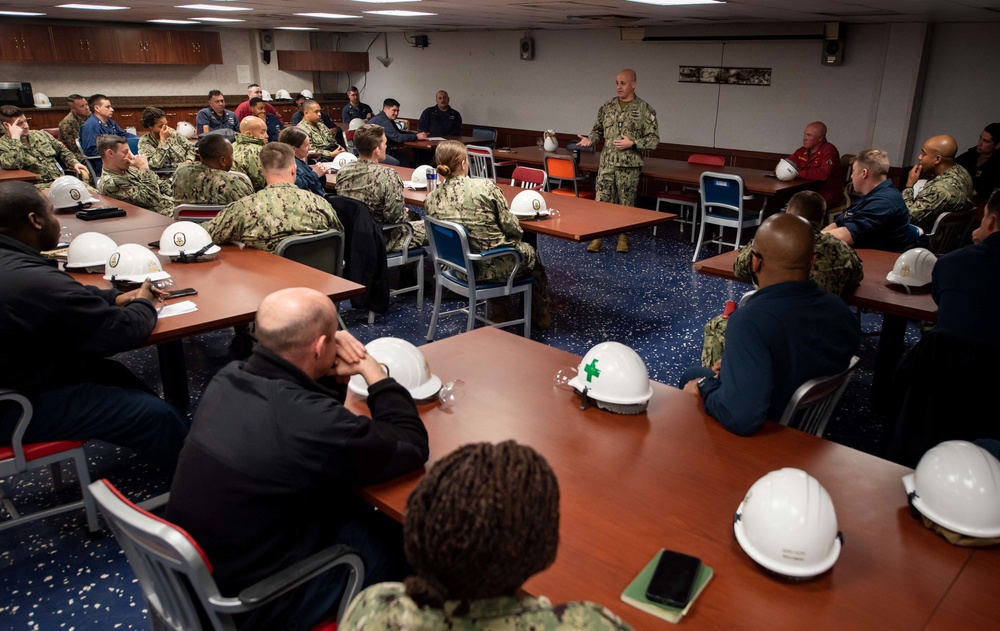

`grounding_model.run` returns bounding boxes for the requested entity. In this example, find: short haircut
[88,94,108,109]
[0,181,48,233]
[208,89,223,99]
[347,86,359,93]
[402,441,559,607]
[249,97,264,109]
[353,124,384,155]
[67,94,84,103]
[382,98,400,109]
[0,105,23,122]
[302,99,319,110]
[260,142,294,171]
[197,134,230,161]
[987,188,1000,217]
[96,134,126,156]
[247,83,260,90]
[277,126,308,149]
[854,149,890,178]
[141,106,165,129]
[985,123,1000,144]
[787,190,827,226]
